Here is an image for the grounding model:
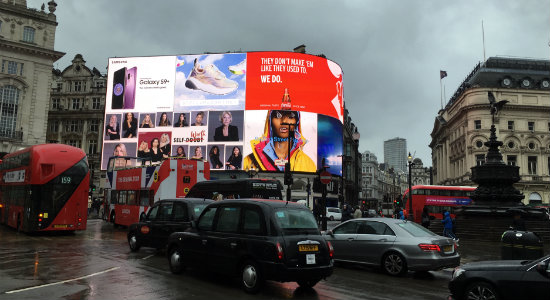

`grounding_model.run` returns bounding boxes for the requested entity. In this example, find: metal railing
[0,130,23,141]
